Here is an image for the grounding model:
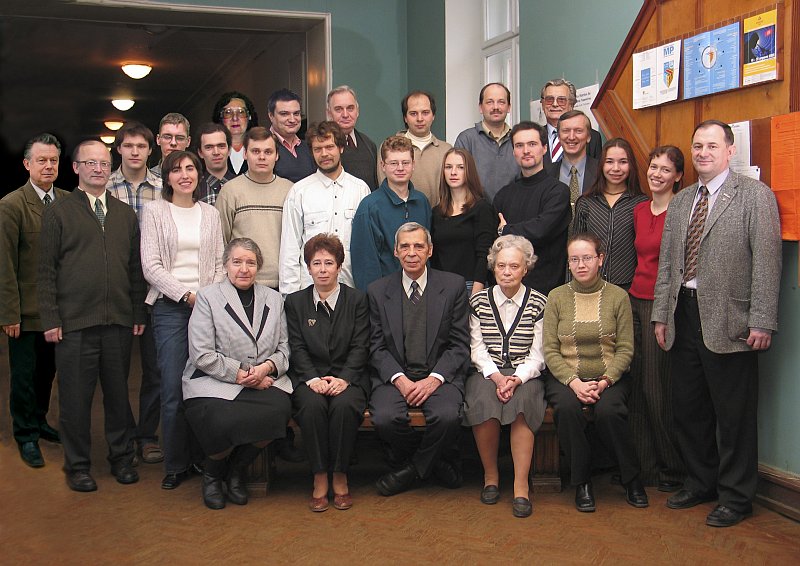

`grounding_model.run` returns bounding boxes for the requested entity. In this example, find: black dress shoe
[111,463,139,485]
[666,489,716,509]
[480,485,500,505]
[657,479,683,493]
[19,441,45,468]
[624,478,649,508]
[706,504,751,527]
[202,473,226,510]
[66,470,97,492]
[512,496,532,518]
[575,482,595,512]
[376,462,418,496]
[39,423,61,444]
[161,471,190,490]
[433,459,462,489]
